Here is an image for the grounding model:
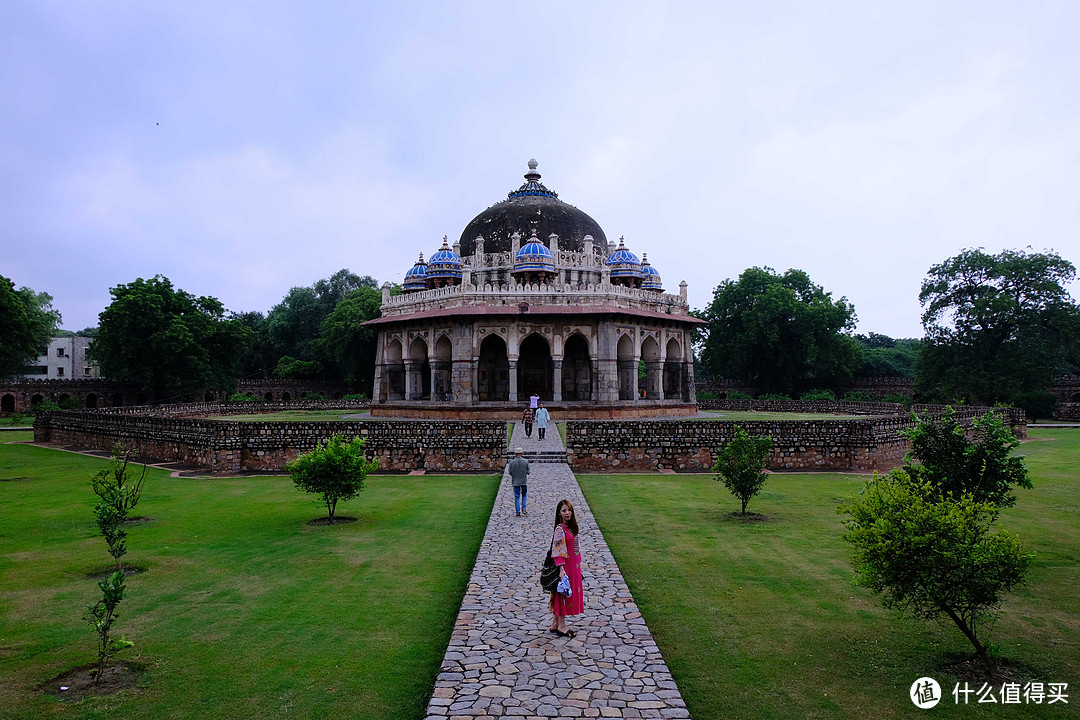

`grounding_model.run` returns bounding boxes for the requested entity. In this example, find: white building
[22,336,99,380]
